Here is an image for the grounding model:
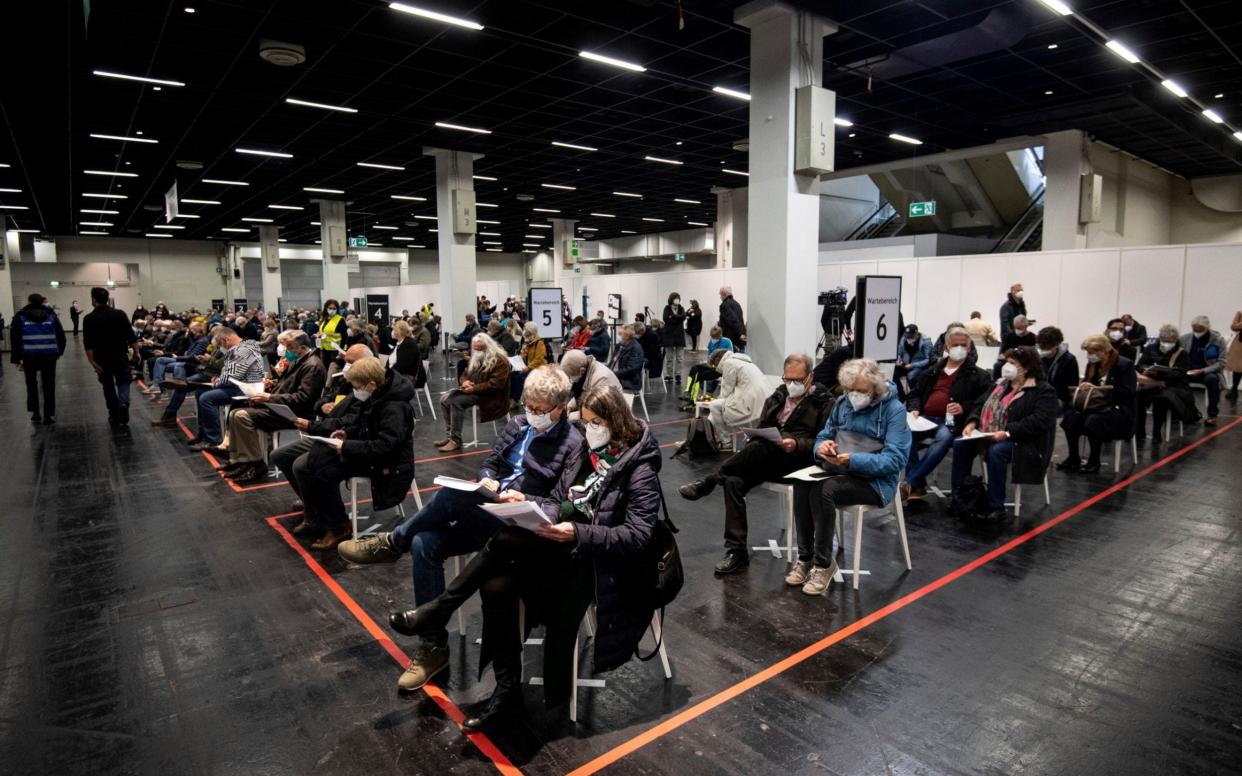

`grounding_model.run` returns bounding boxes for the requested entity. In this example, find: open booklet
[741,426,783,444]
[958,429,995,441]
[480,500,553,531]
[302,433,343,450]
[432,476,499,502]
[907,412,938,432]
[265,403,298,422]
[508,355,526,371]
[230,378,266,397]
